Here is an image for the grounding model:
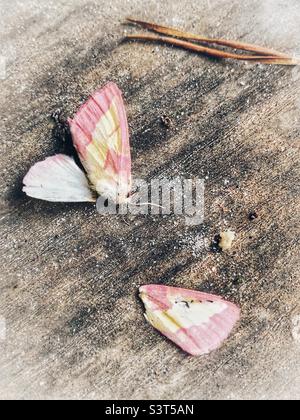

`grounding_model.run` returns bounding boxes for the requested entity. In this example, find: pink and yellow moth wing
[68,82,132,204]
[139,284,241,356]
